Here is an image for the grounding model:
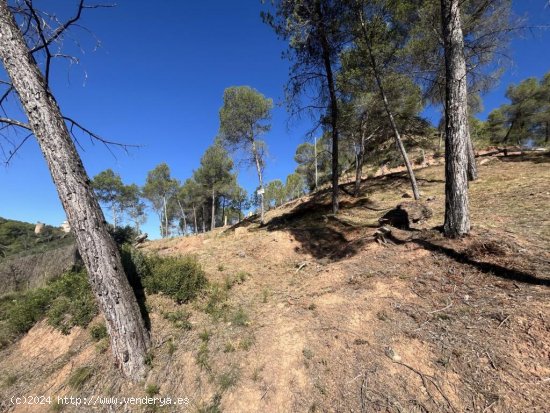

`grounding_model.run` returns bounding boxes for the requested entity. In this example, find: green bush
[142,255,207,304]
[46,272,98,334]
[163,310,192,330]
[90,323,108,341]
[0,270,97,346]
